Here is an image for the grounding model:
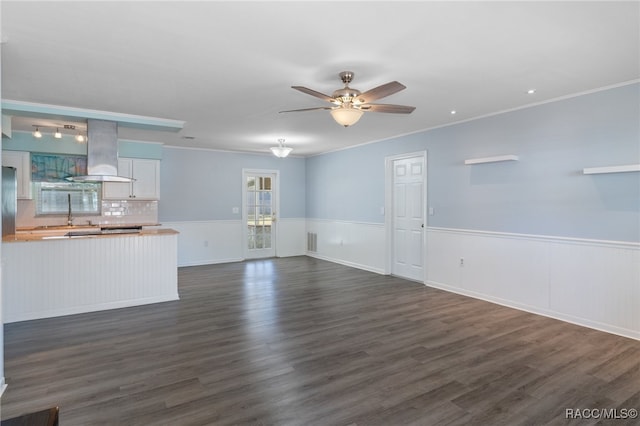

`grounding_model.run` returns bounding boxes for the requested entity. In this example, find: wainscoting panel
[548,242,639,334]
[276,218,307,258]
[163,220,244,267]
[2,233,178,323]
[426,227,640,340]
[306,219,386,274]
[163,219,307,267]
